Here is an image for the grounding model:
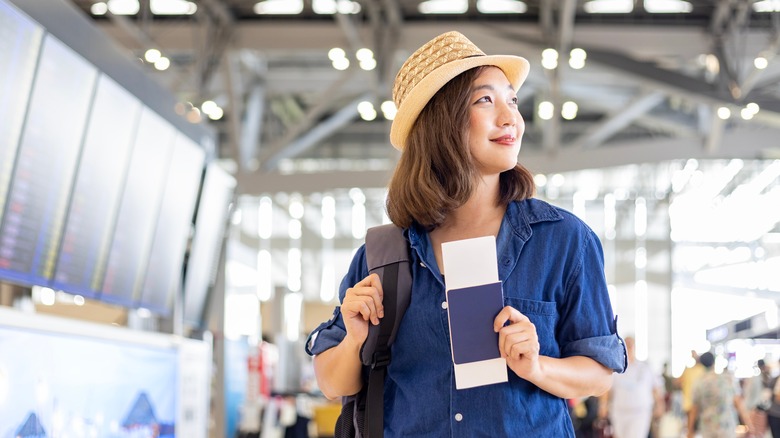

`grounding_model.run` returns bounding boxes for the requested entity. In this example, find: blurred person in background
[742,359,771,437]
[766,357,780,437]
[570,396,601,438]
[679,349,706,435]
[687,352,753,438]
[598,336,663,438]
